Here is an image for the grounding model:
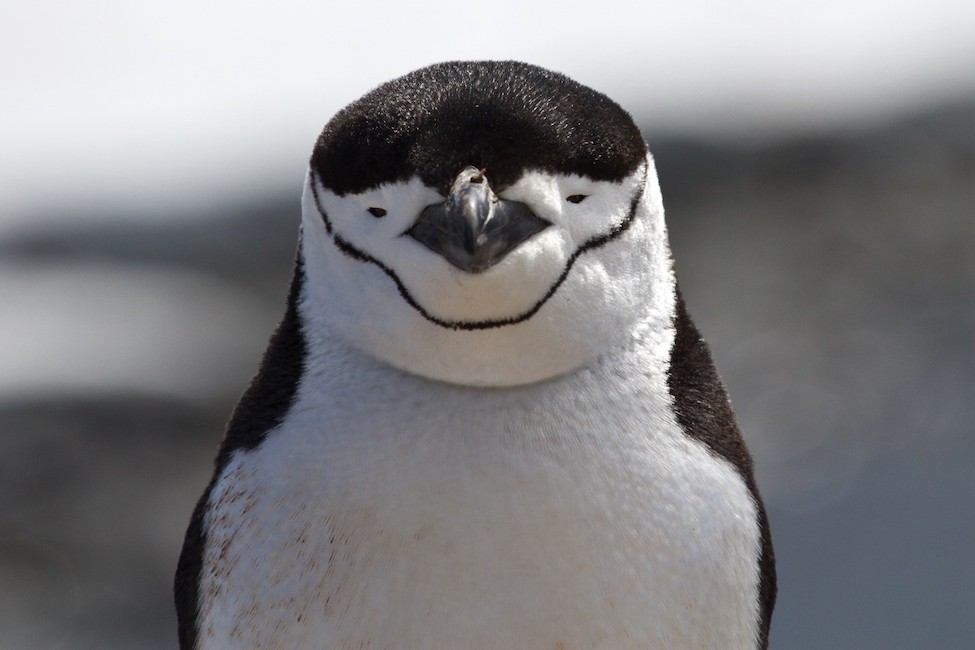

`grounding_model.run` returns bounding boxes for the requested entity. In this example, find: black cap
[310,61,647,196]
